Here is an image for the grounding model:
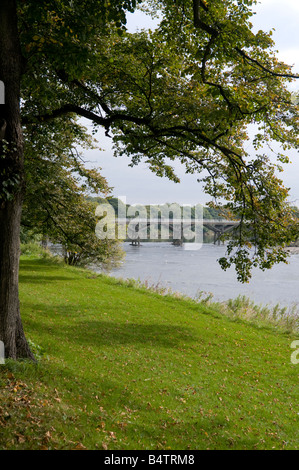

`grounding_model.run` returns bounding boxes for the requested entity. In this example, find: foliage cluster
[19,0,299,279]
